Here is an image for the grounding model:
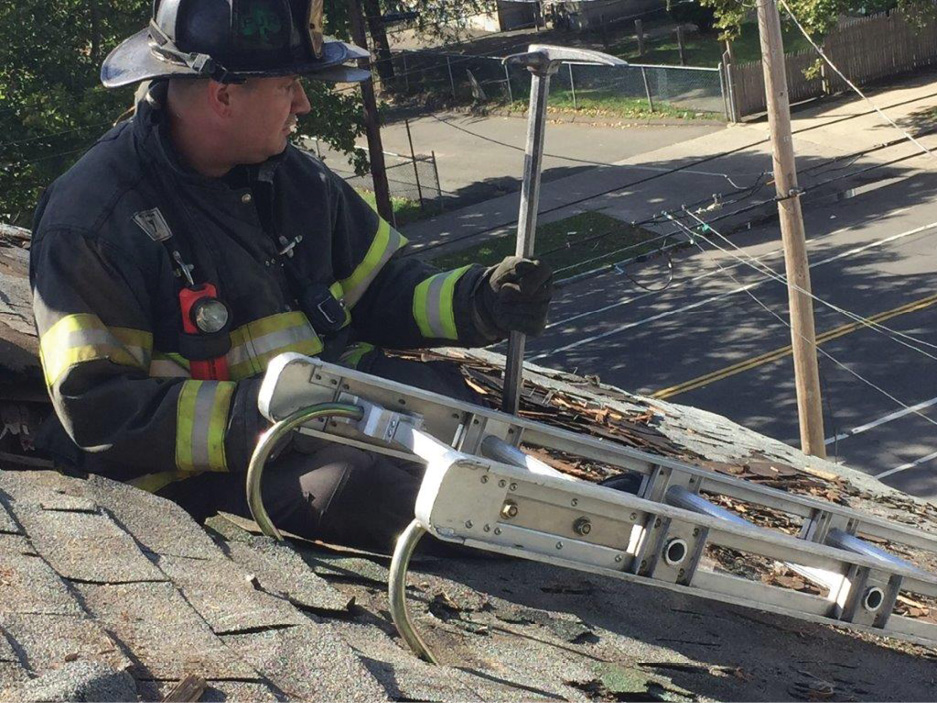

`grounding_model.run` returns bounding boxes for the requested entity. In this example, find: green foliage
[669,1,718,32]
[697,0,936,42]
[0,1,368,227]
[0,1,145,224]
